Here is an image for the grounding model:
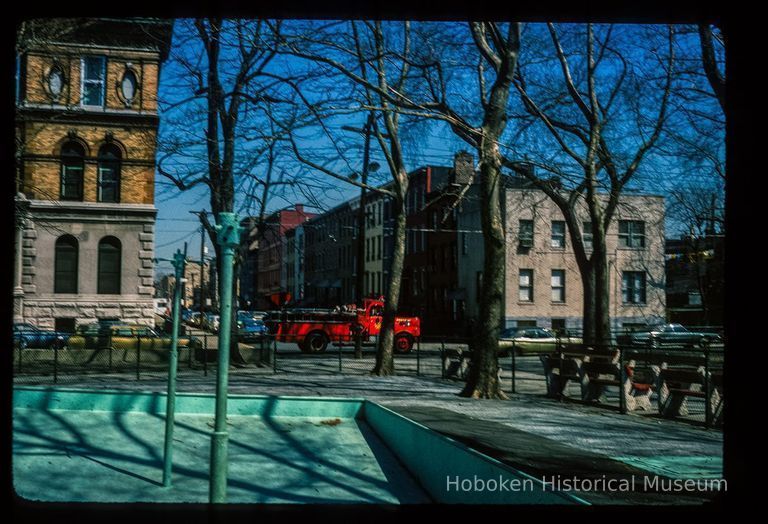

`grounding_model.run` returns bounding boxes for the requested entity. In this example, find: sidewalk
[13,368,724,504]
